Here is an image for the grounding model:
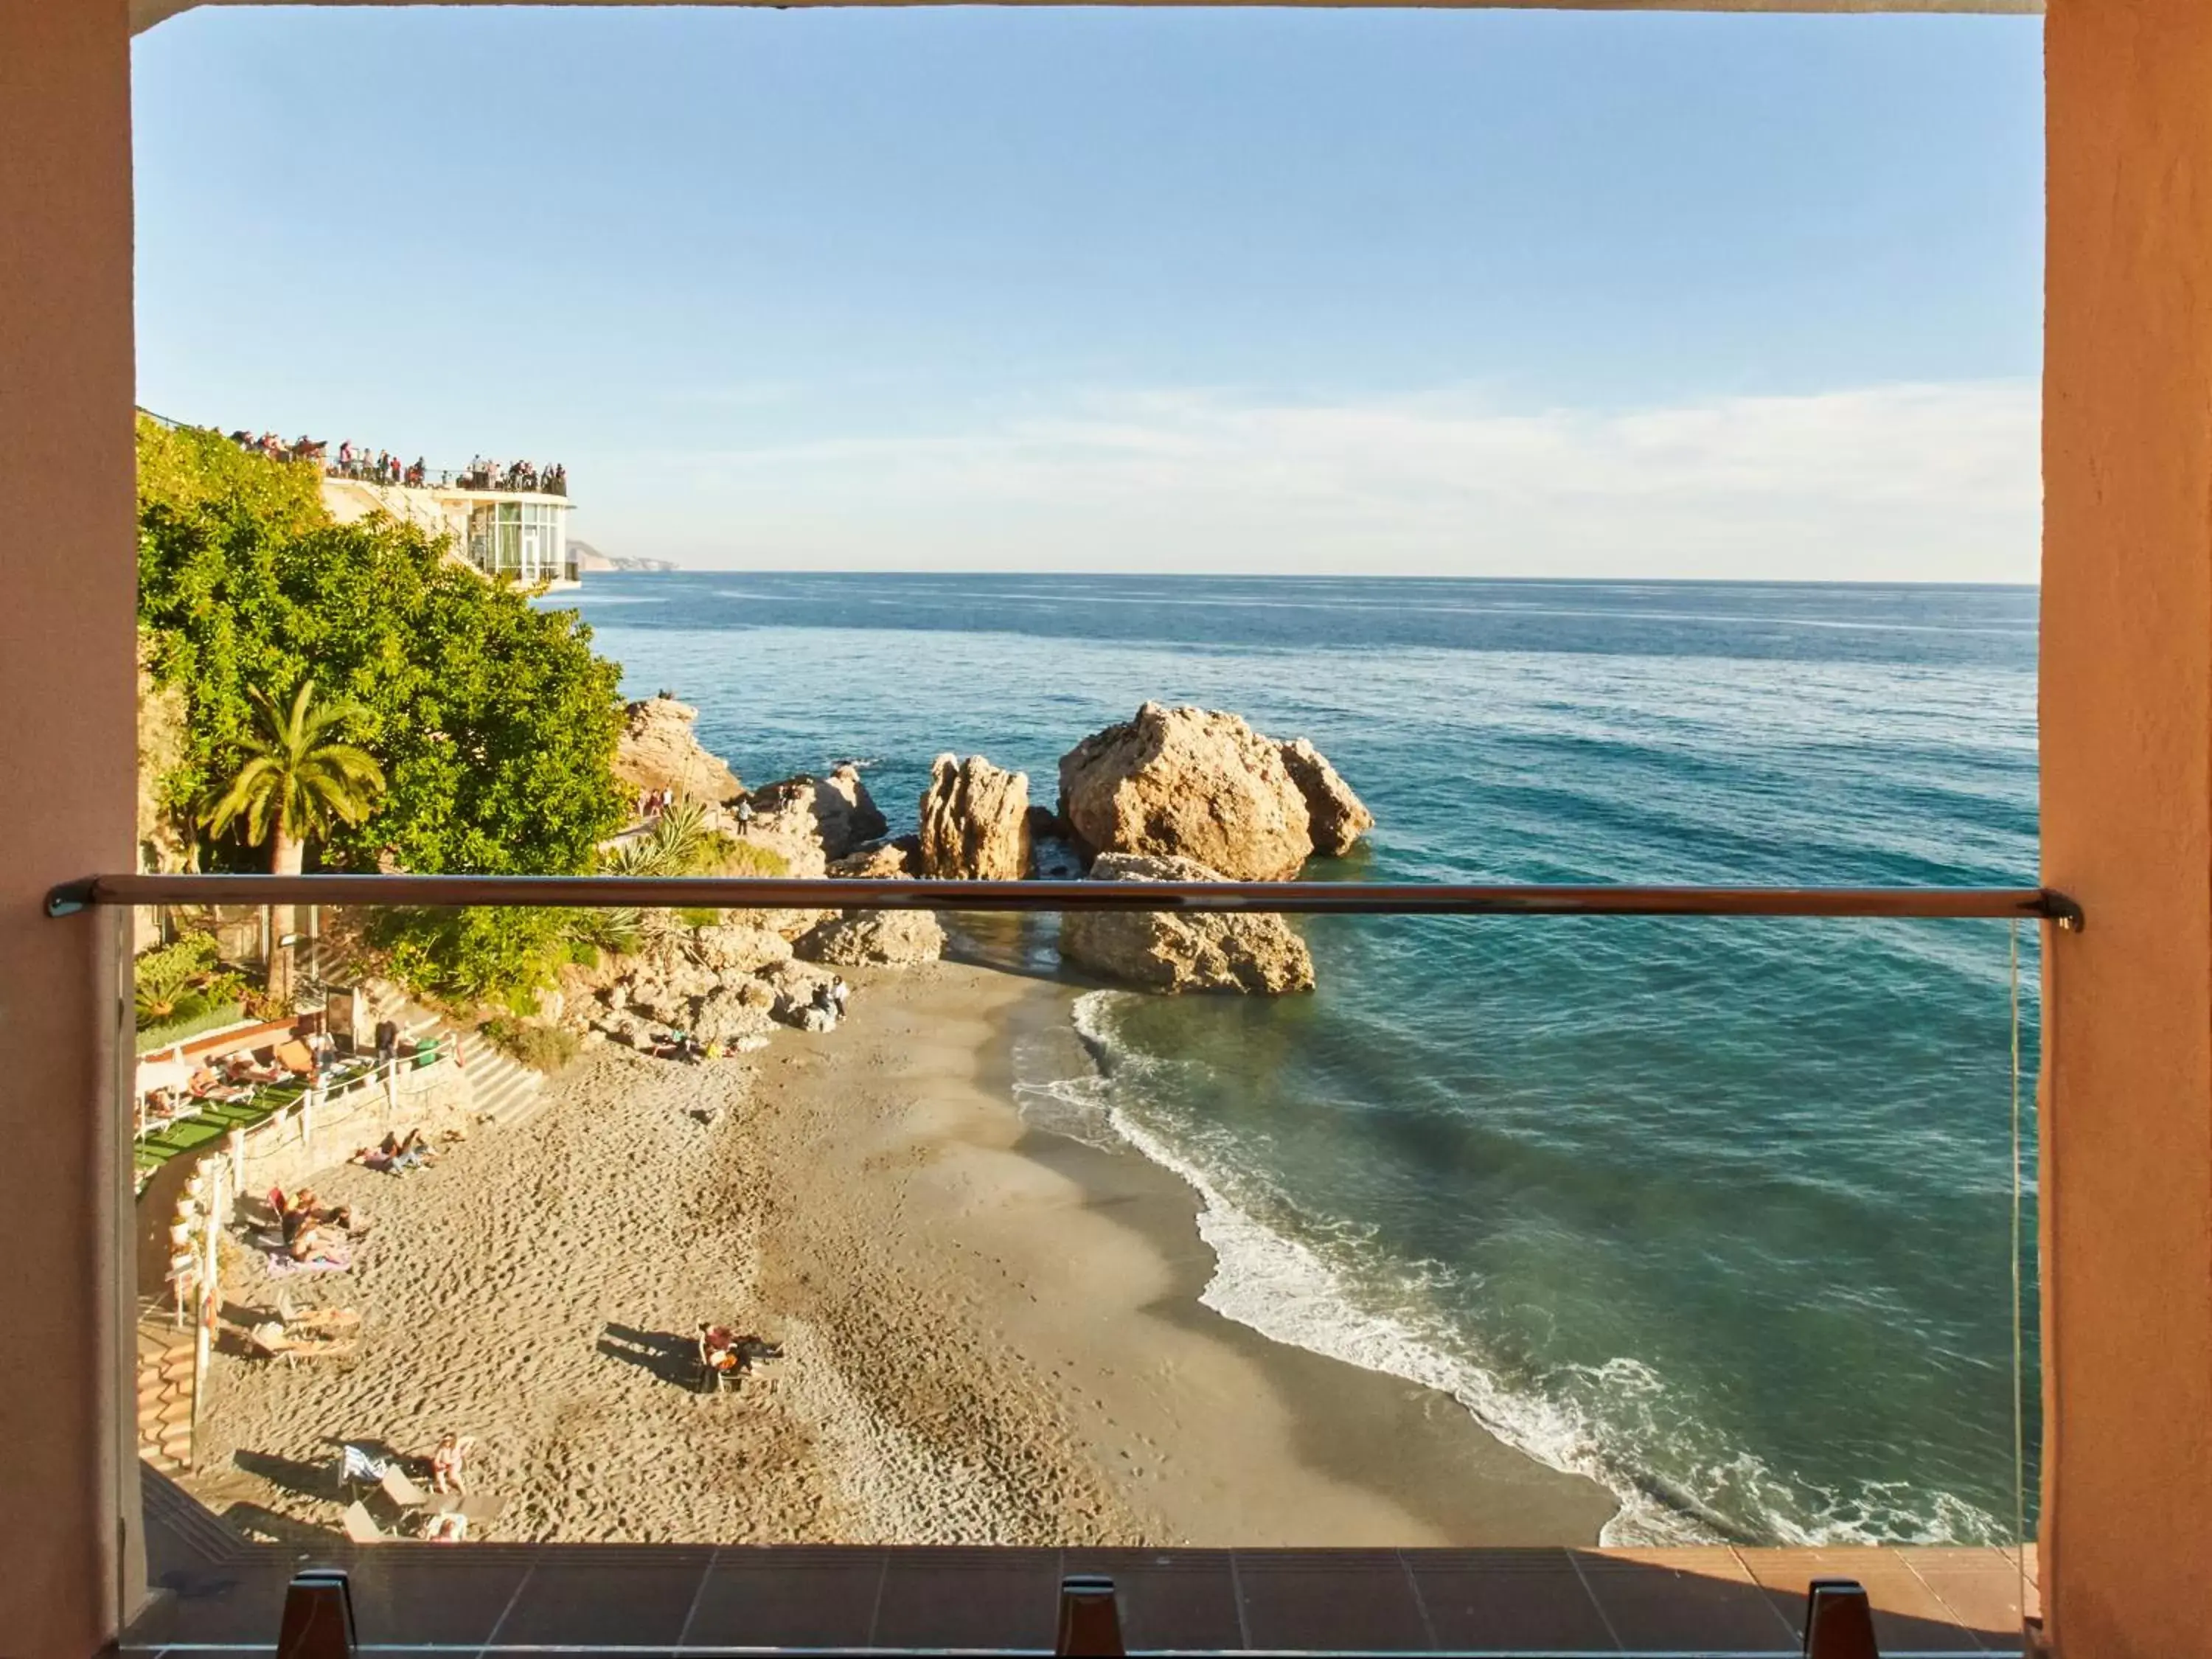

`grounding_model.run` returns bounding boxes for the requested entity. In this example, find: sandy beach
[184,958,1615,1546]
